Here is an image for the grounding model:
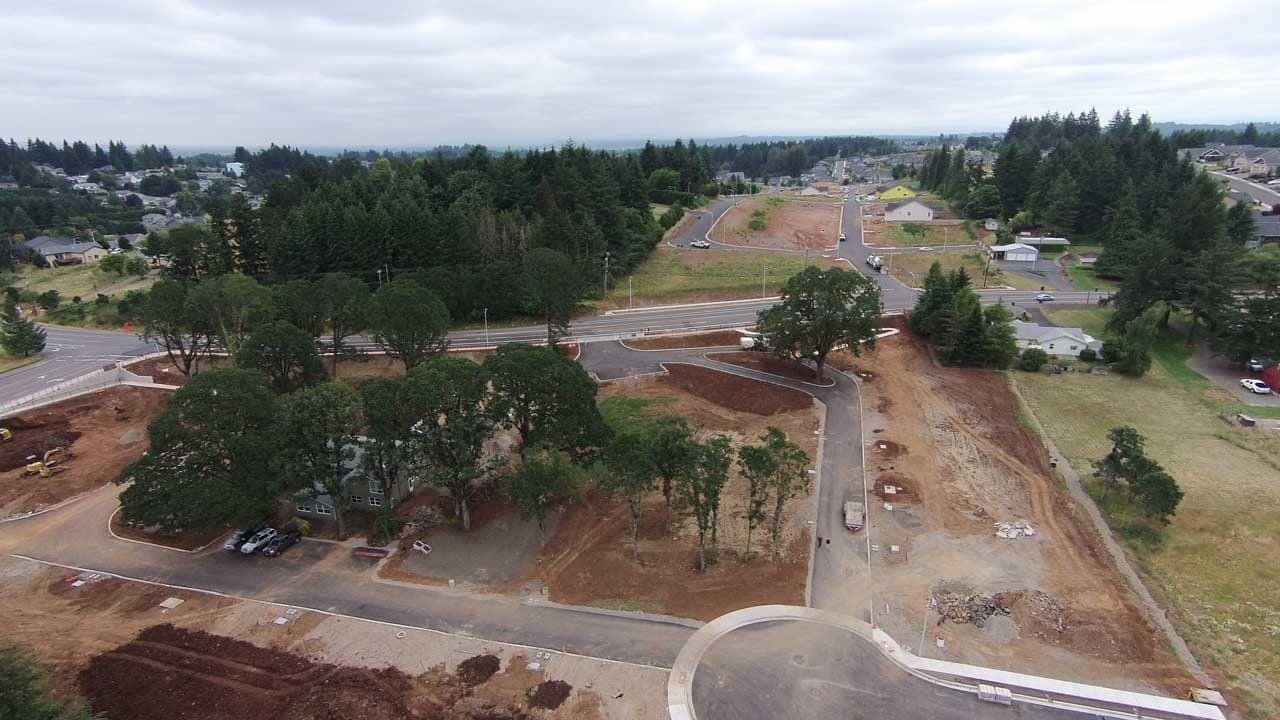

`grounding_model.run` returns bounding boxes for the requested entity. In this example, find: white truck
[865,255,883,271]
[844,501,865,532]
[739,330,768,351]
